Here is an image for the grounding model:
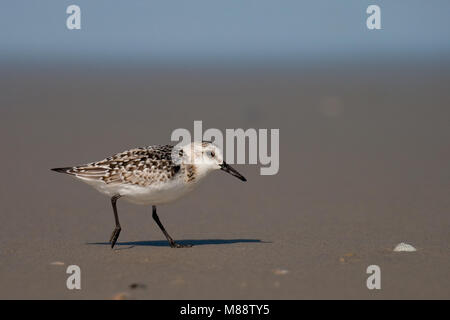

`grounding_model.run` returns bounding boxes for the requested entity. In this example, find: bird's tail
[51,167,74,174]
